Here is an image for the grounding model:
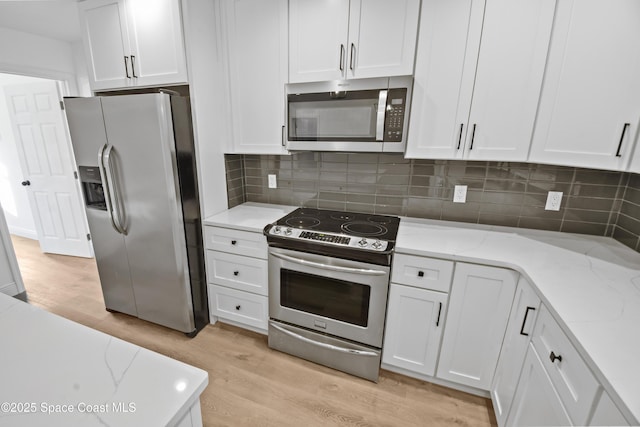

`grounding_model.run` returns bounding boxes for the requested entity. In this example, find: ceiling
[0,1,81,43]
